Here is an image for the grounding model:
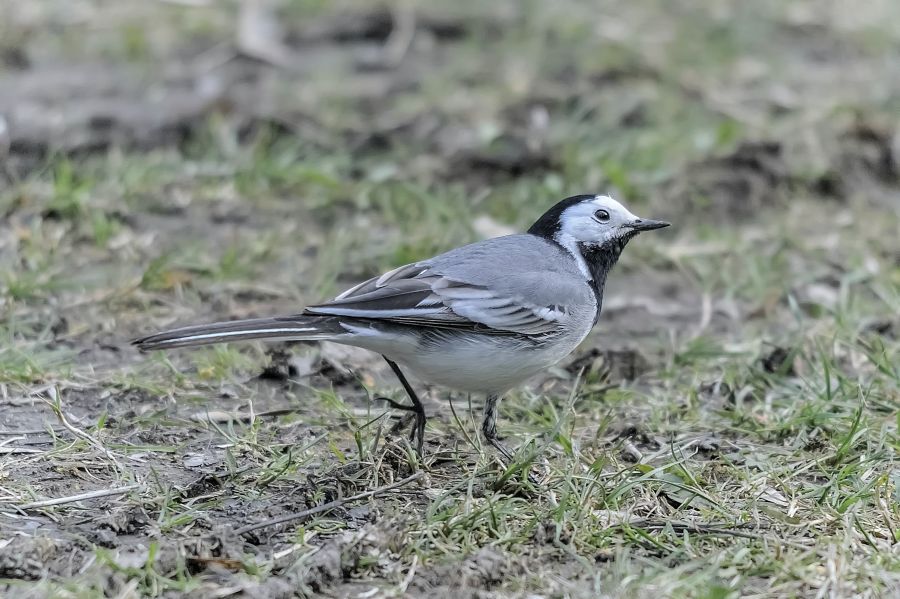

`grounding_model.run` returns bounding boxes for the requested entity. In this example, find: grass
[1,0,899,597]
